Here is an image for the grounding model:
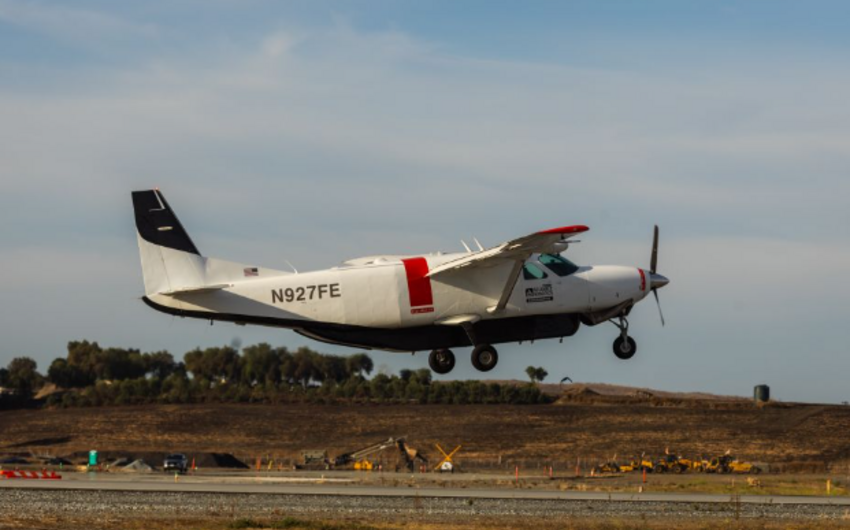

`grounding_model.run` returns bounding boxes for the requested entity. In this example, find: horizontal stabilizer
[161,283,232,296]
